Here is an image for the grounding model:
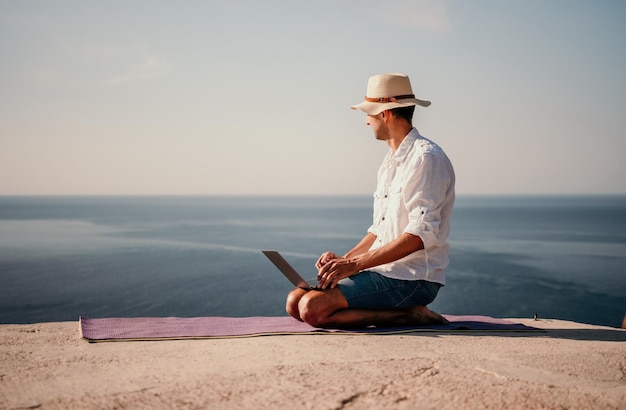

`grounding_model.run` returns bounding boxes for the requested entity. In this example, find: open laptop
[262,250,320,289]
